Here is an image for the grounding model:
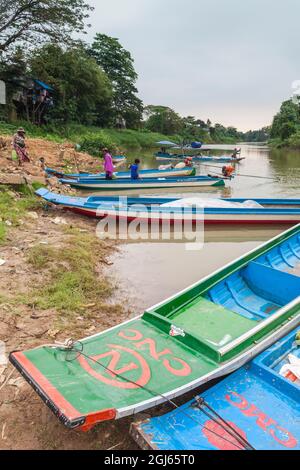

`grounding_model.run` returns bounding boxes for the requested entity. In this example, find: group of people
[102,147,140,180]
